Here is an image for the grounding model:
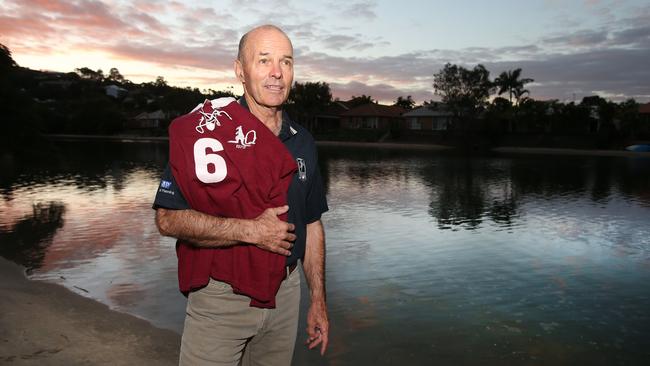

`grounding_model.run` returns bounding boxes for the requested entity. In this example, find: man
[153,24,328,365]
